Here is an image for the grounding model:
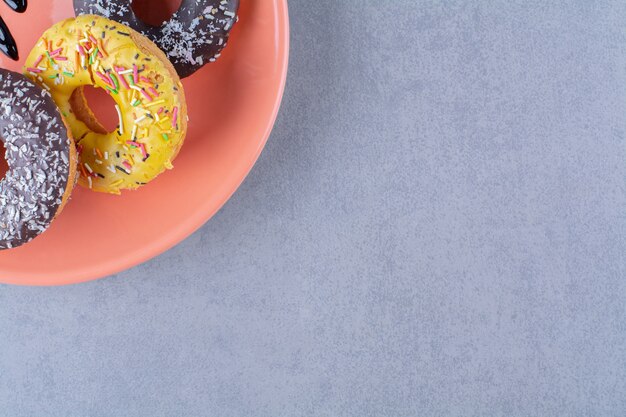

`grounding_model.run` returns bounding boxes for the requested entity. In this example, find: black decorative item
[0,0,27,60]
